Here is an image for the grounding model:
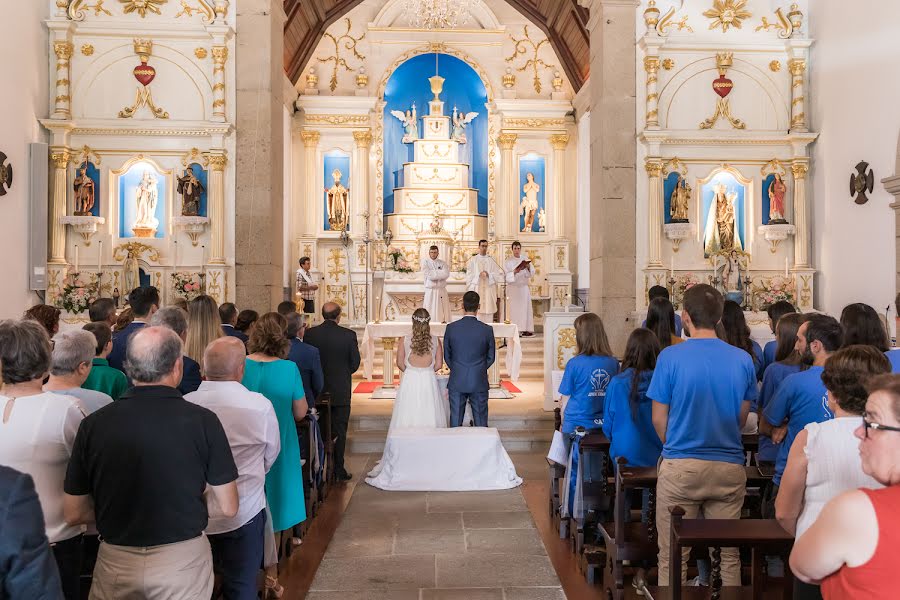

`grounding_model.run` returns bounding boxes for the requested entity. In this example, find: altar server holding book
[504,241,535,336]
